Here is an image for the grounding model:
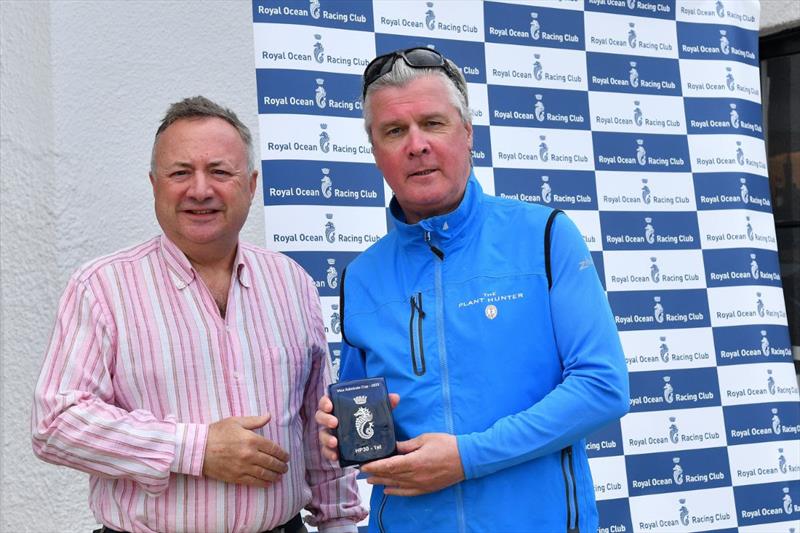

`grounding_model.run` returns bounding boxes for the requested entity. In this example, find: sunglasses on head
[362,47,463,99]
